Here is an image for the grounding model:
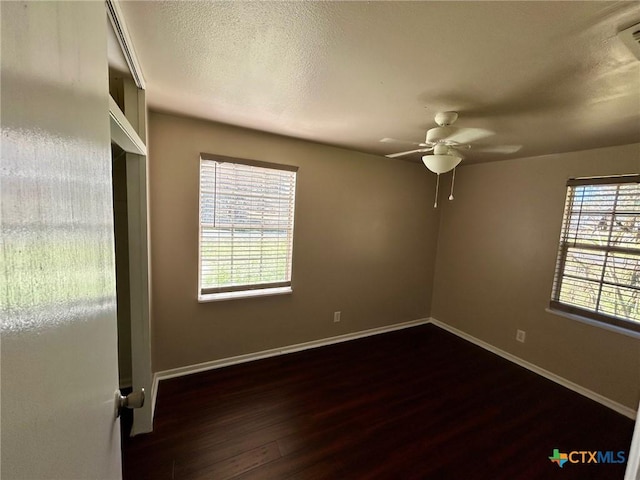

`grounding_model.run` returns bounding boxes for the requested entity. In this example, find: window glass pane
[619,184,640,212]
[563,248,605,282]
[603,253,640,288]
[558,277,600,311]
[566,212,609,244]
[552,177,640,330]
[598,284,639,322]
[199,157,296,294]
[610,214,639,250]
